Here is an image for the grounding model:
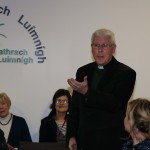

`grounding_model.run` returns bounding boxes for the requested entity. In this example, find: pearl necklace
[0,113,13,125]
